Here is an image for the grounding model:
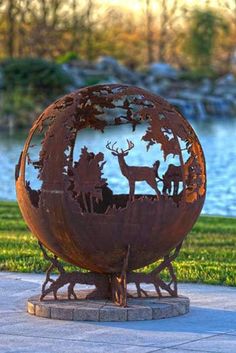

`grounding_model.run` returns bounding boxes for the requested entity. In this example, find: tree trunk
[86,0,94,61]
[146,0,154,64]
[7,0,15,57]
[70,0,79,52]
[159,0,168,62]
